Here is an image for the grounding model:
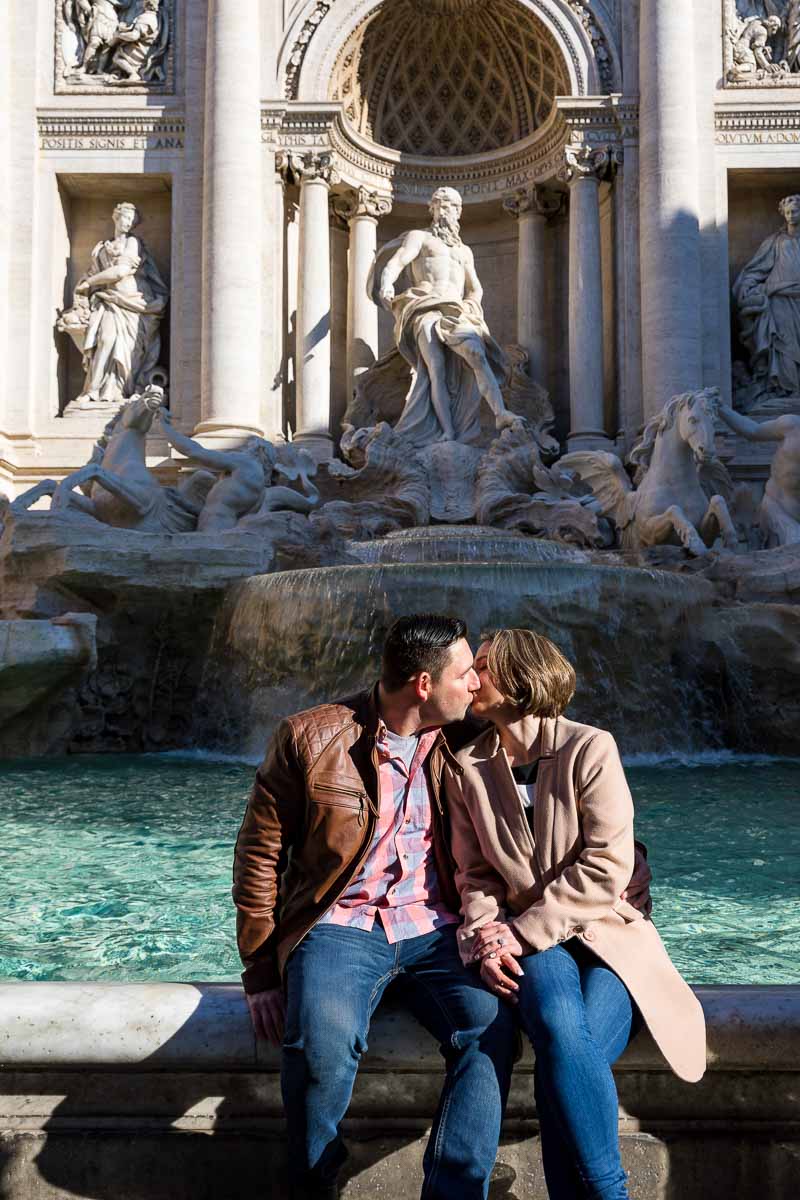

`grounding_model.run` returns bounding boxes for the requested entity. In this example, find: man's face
[115,207,136,235]
[767,16,782,34]
[420,637,479,727]
[432,195,462,229]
